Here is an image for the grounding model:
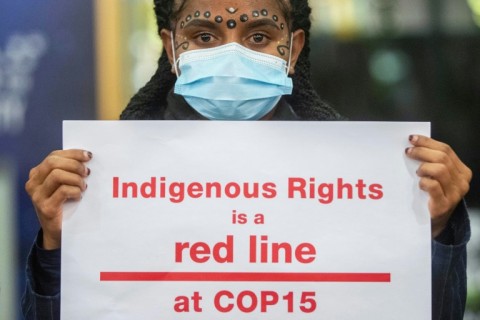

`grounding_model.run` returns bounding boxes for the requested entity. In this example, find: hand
[405,135,472,238]
[25,149,92,250]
